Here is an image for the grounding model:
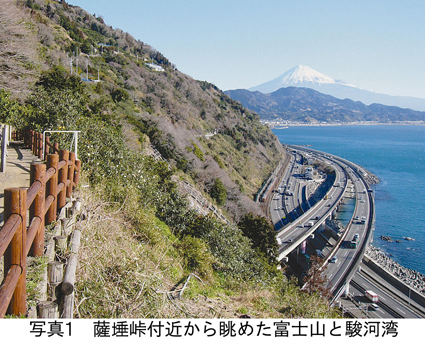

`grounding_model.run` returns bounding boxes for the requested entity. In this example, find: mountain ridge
[248,65,425,111]
[226,87,425,124]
